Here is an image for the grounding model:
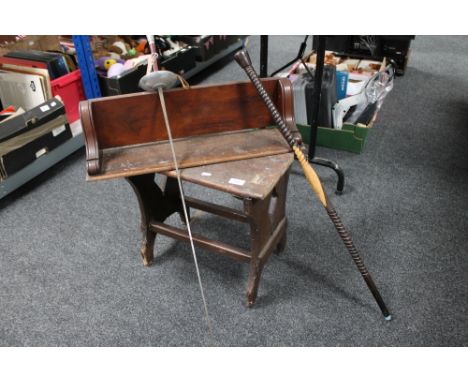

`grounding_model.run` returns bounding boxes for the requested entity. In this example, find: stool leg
[139,227,156,266]
[245,196,271,307]
[127,174,180,266]
[276,224,288,255]
[247,259,263,307]
[161,176,190,224]
[272,171,289,256]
